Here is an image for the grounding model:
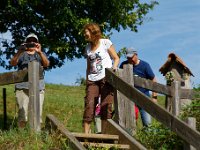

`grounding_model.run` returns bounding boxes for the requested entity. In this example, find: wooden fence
[0,61,43,132]
[105,65,200,149]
